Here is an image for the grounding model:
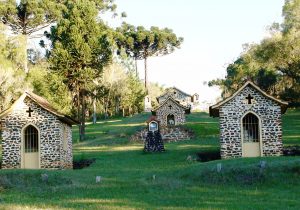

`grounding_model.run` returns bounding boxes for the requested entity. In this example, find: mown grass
[0,110,299,209]
[282,108,300,146]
